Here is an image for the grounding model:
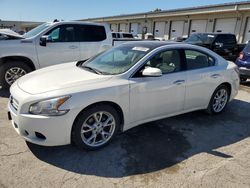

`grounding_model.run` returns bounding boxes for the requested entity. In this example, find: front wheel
[72,105,120,150]
[0,61,31,89]
[206,85,229,114]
